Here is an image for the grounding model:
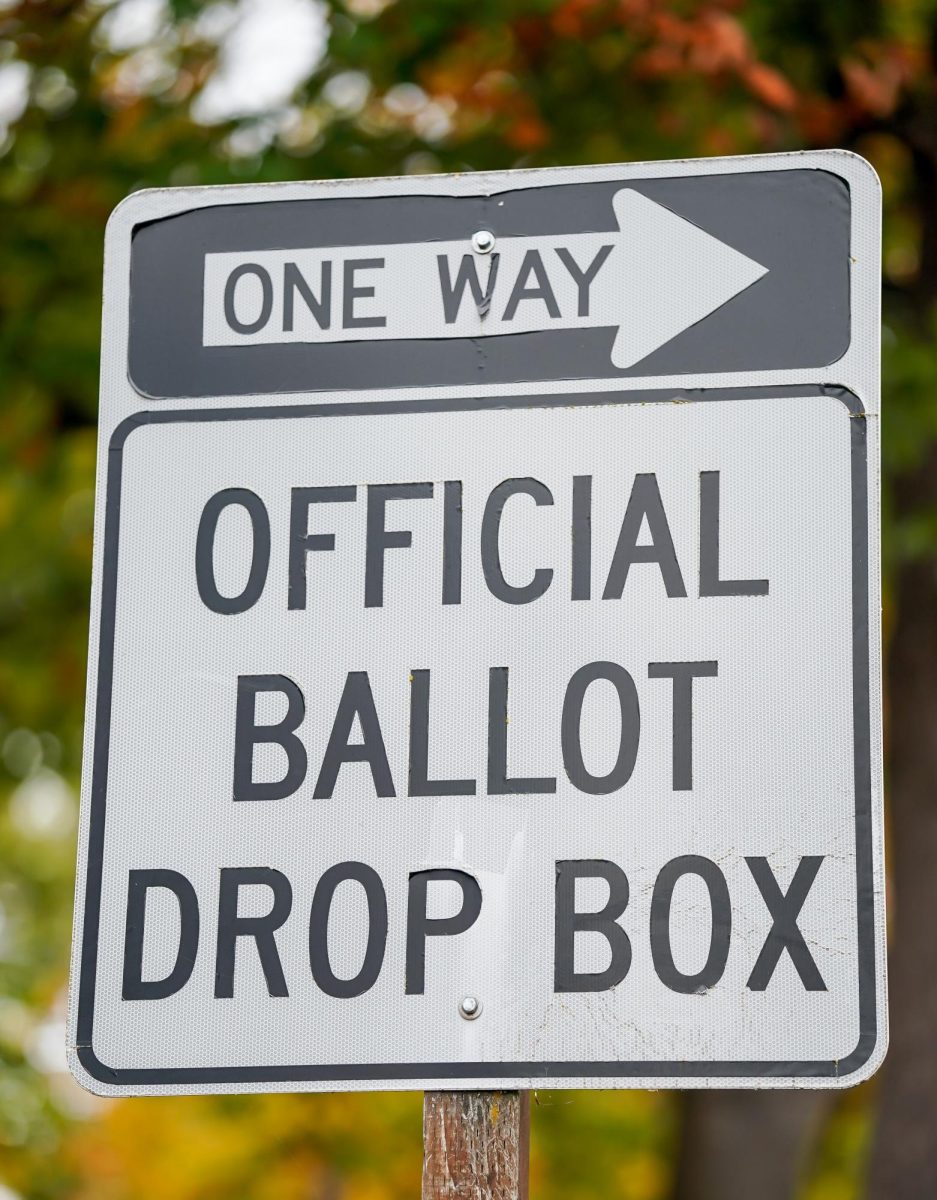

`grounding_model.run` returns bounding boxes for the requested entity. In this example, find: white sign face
[69,152,886,1095]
